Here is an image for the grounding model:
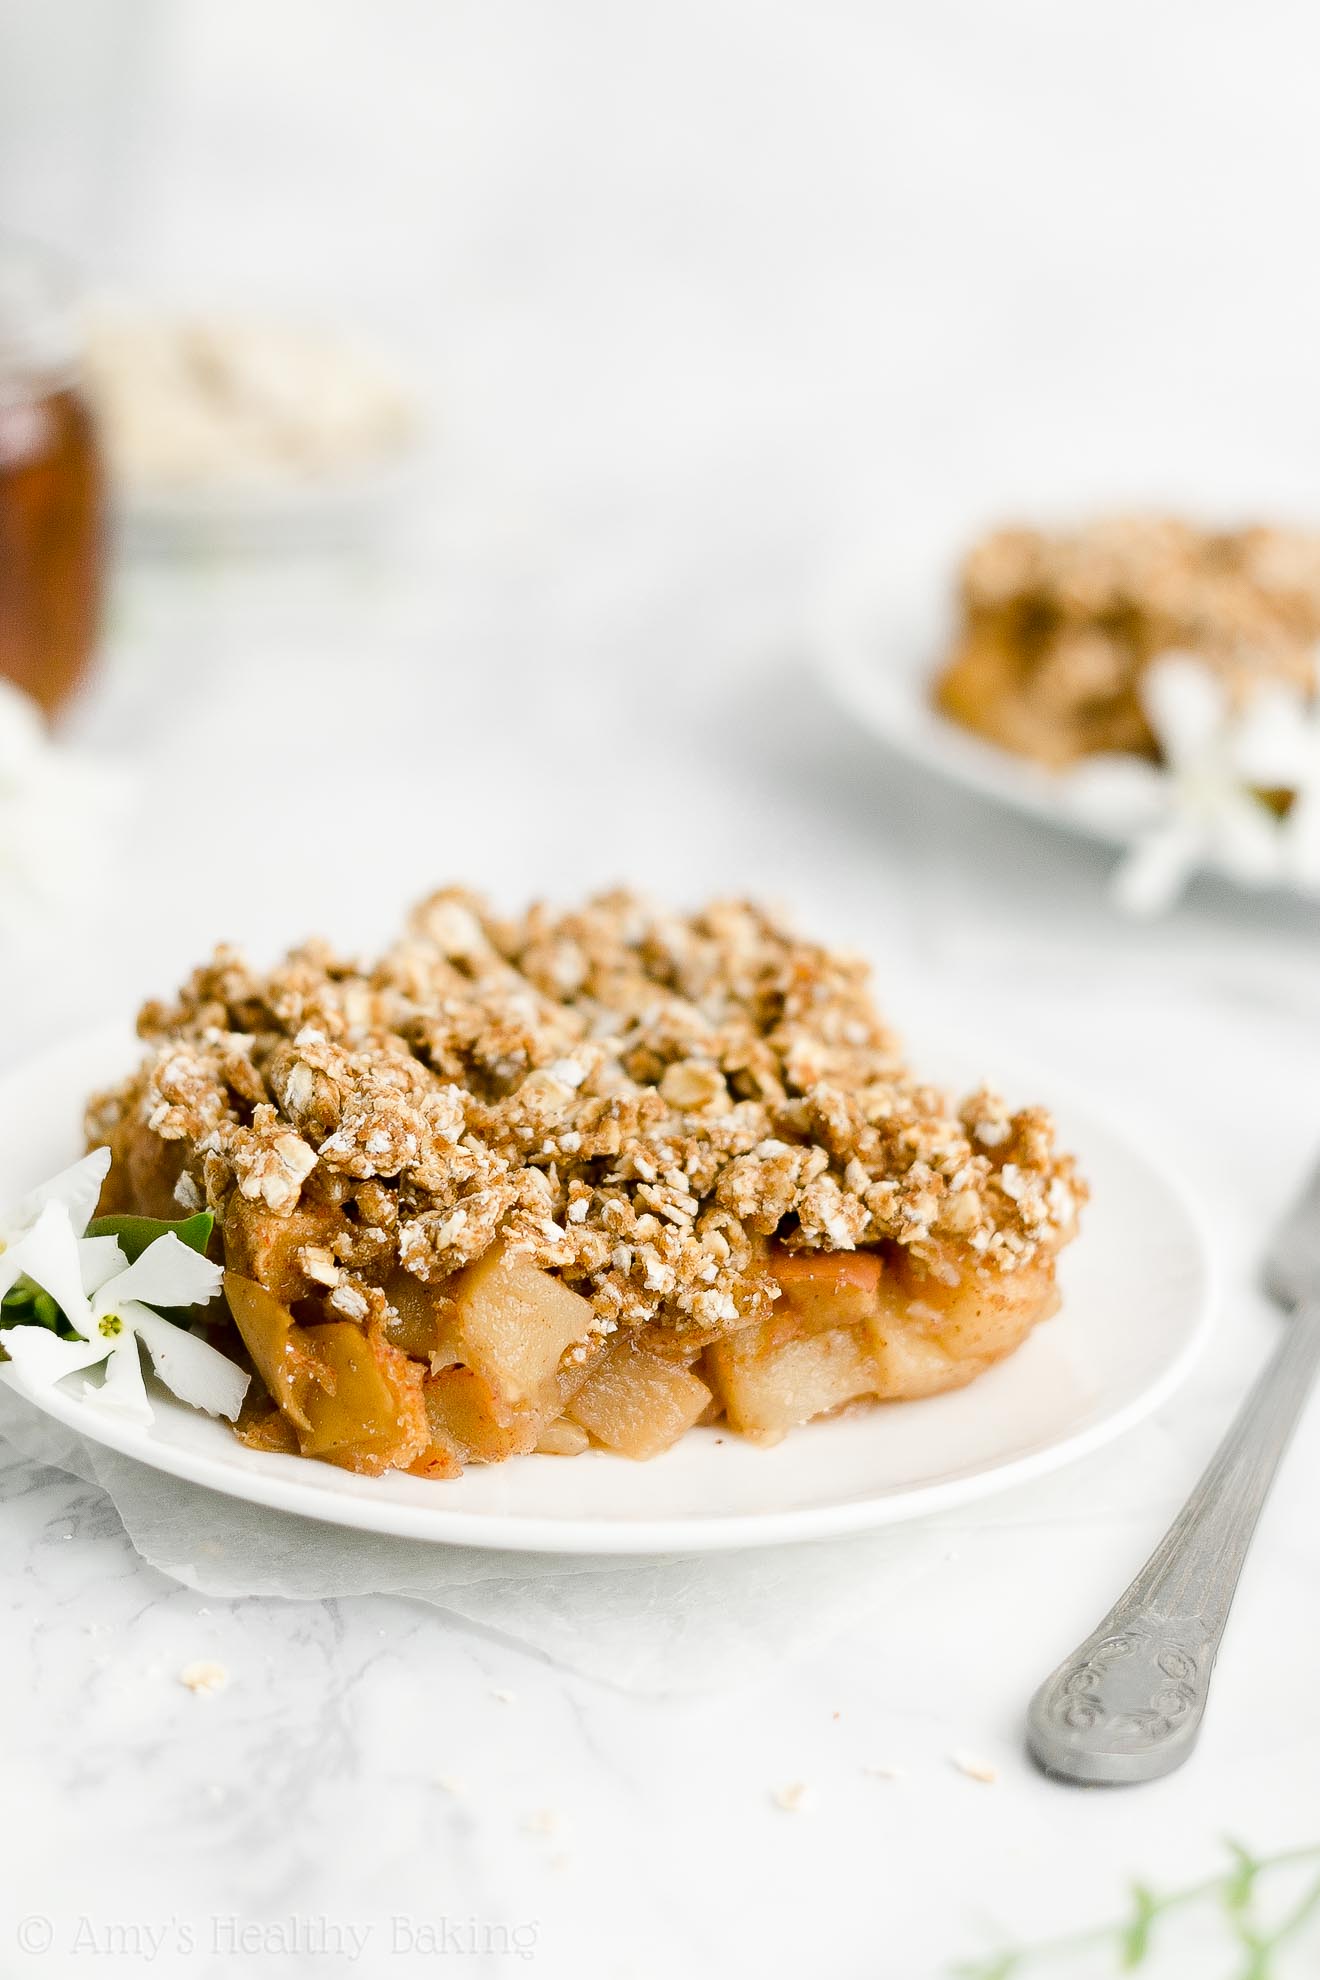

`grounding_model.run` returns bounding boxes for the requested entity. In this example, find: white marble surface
[3,4,1320,1974]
